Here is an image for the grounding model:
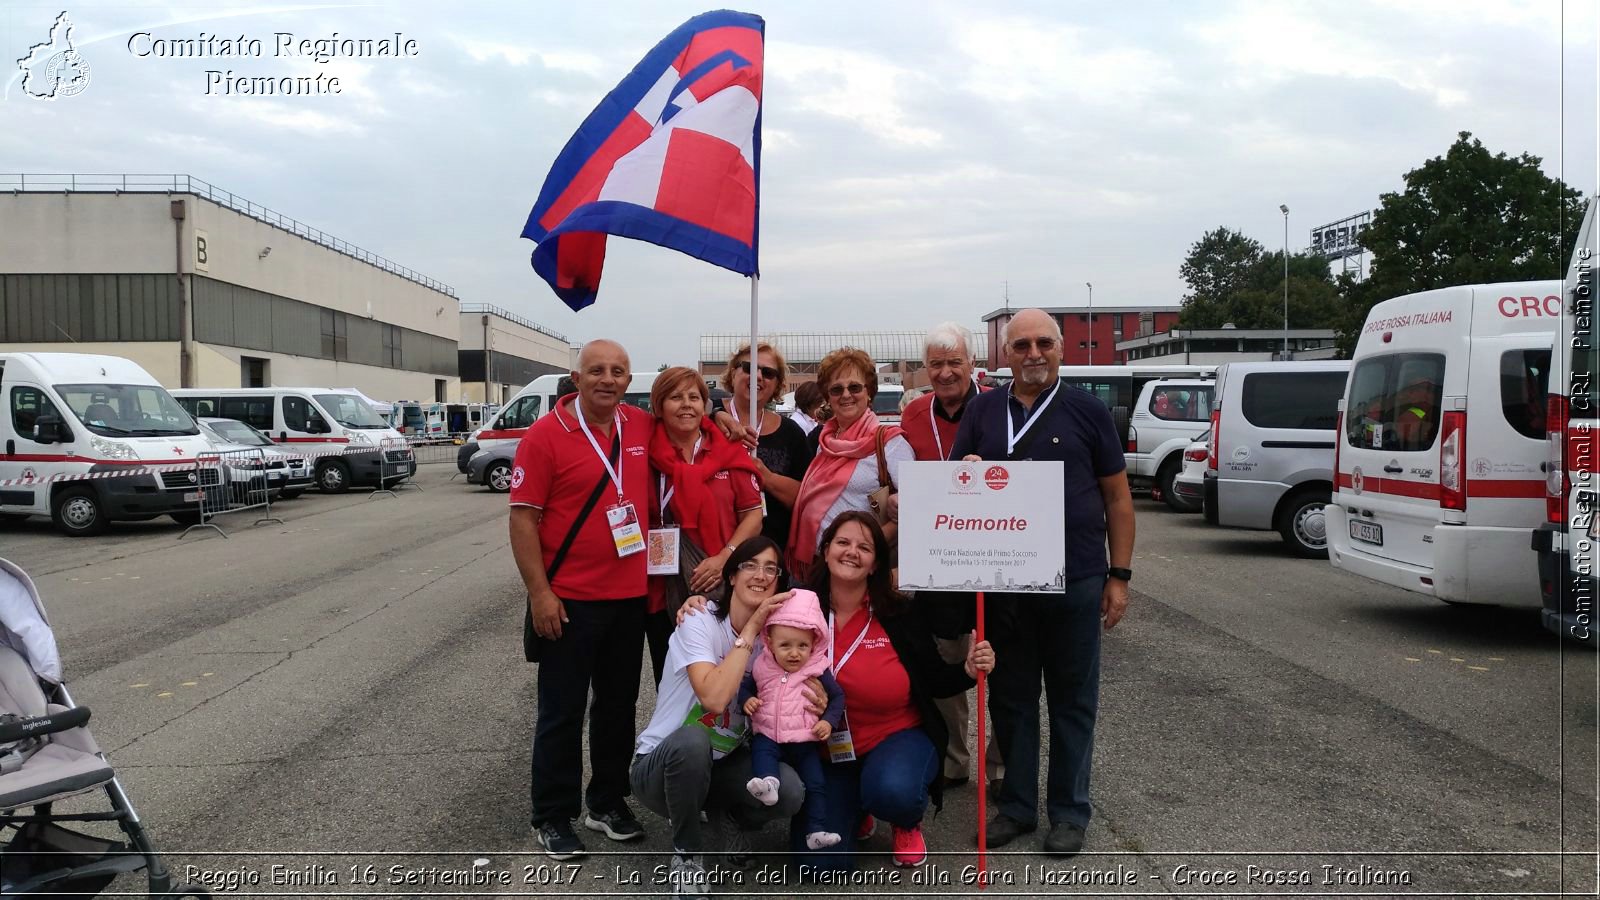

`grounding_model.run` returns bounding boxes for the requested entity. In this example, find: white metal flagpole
[748,275,760,455]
